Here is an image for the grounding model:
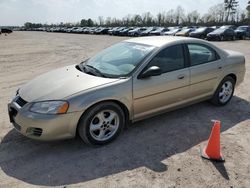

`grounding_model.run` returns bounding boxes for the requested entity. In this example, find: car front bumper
[8,97,82,141]
[207,35,221,41]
